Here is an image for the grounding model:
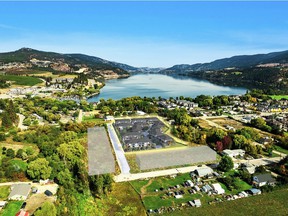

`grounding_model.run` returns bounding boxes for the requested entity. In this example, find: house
[194,167,213,178]
[253,173,276,187]
[223,149,245,158]
[8,183,31,200]
[16,210,29,216]
[211,183,225,194]
[248,188,261,195]
[124,138,152,149]
[122,132,142,141]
